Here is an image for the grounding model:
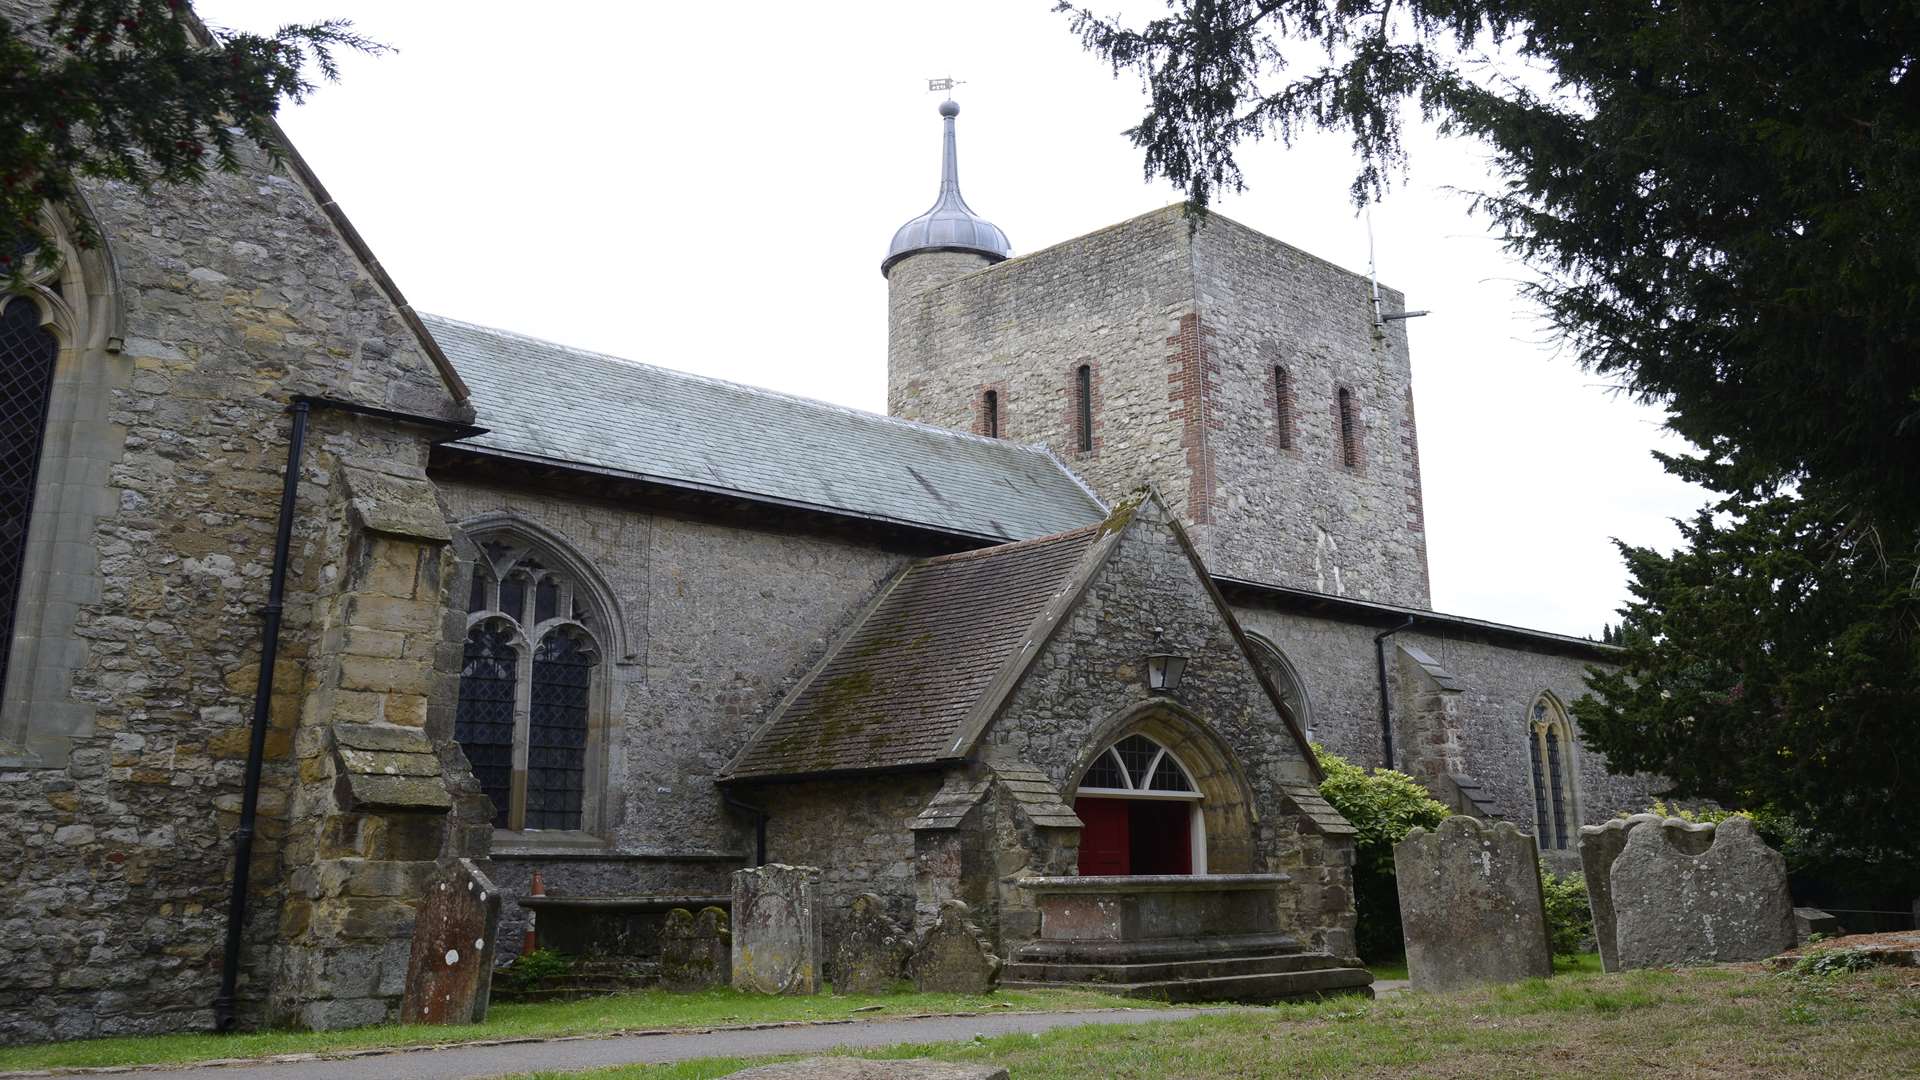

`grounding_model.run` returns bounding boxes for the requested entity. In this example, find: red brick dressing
[1167,313,1222,525]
